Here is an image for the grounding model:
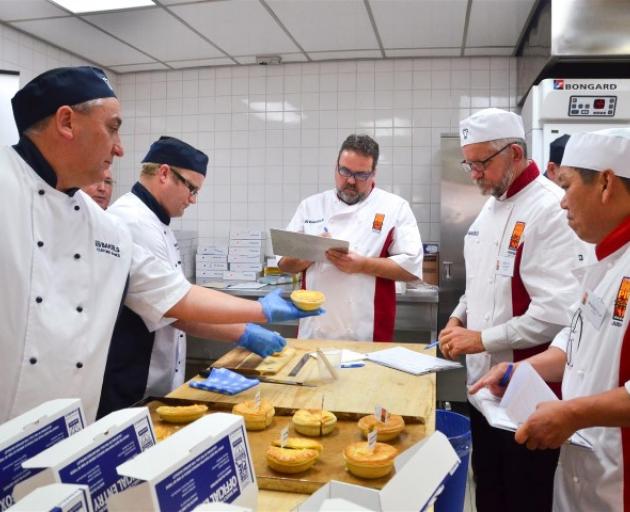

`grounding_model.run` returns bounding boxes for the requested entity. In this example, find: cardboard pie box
[13,408,156,512]
[295,431,459,512]
[9,483,92,512]
[0,398,85,511]
[108,413,257,511]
